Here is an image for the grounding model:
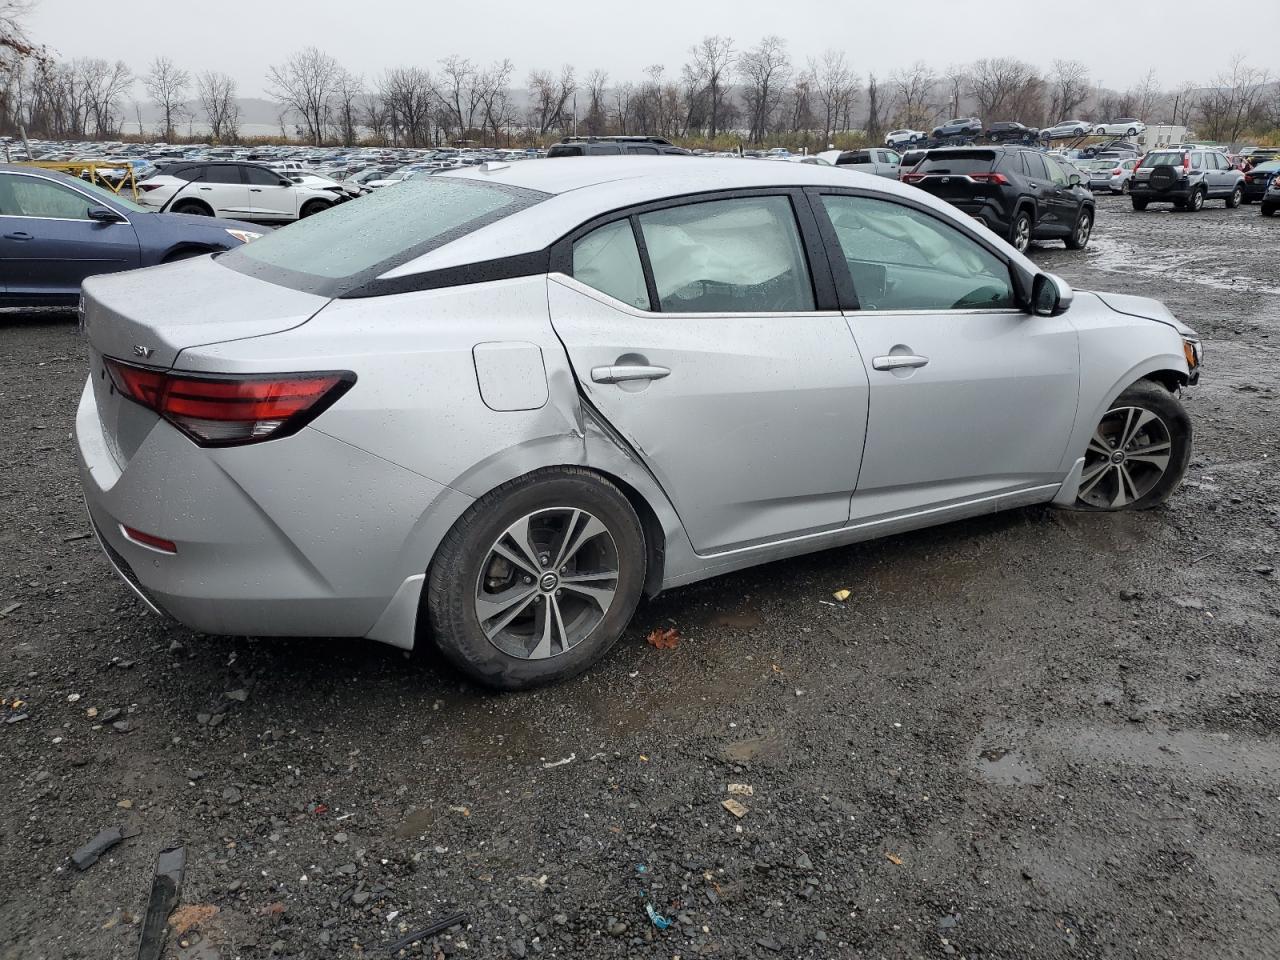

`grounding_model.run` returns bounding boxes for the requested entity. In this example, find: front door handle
[3,231,32,241]
[591,364,671,384]
[250,188,262,192]
[872,354,929,371]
